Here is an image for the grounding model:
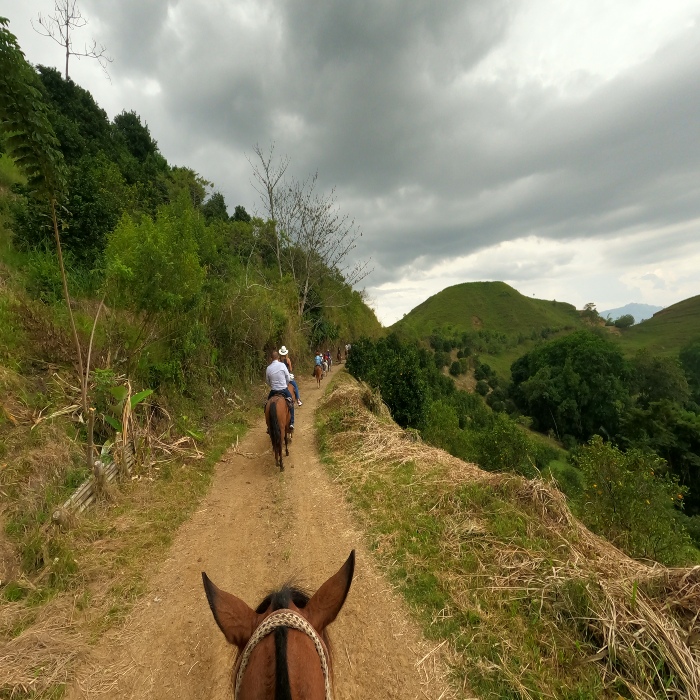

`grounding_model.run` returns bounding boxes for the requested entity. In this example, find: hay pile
[321,379,700,699]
